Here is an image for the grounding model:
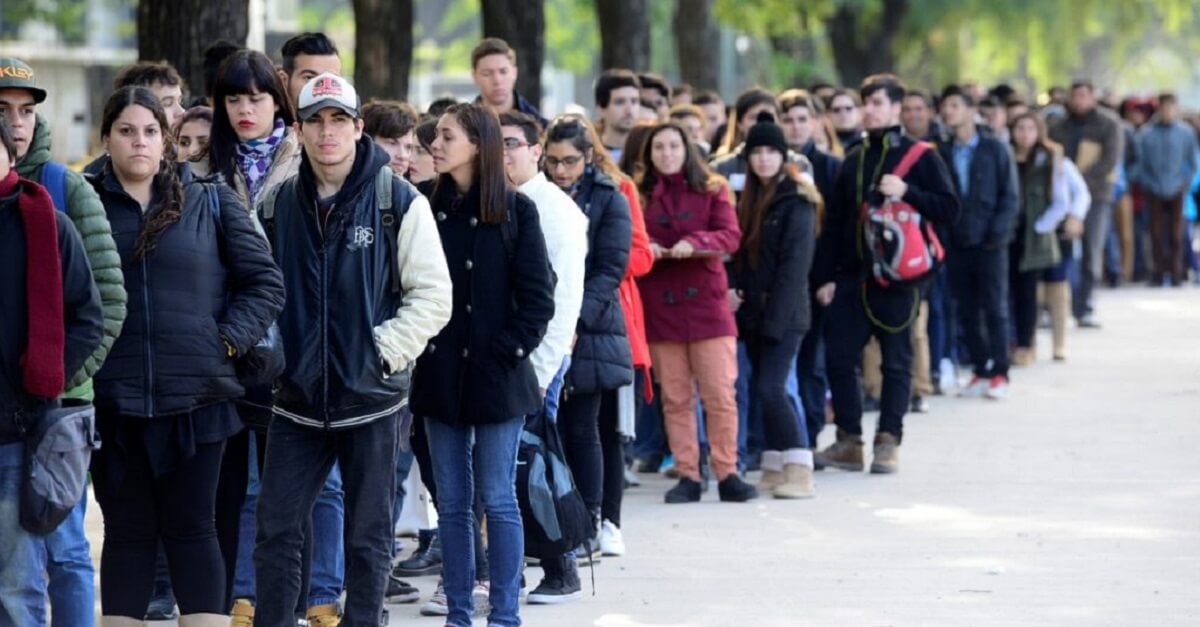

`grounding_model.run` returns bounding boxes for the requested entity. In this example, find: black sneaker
[717,474,759,503]
[393,532,442,577]
[527,559,582,604]
[384,575,420,604]
[144,585,177,621]
[664,478,702,503]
